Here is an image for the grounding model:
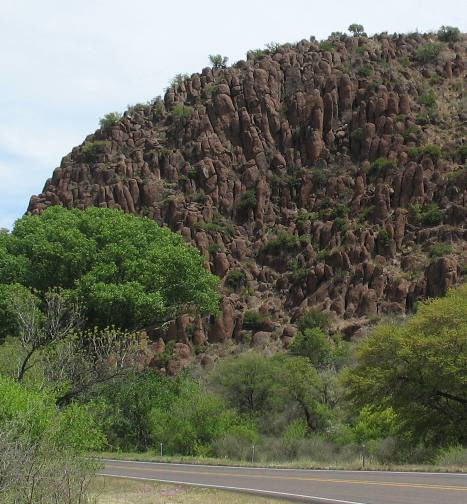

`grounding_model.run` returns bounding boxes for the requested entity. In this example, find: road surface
[98,459,467,504]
